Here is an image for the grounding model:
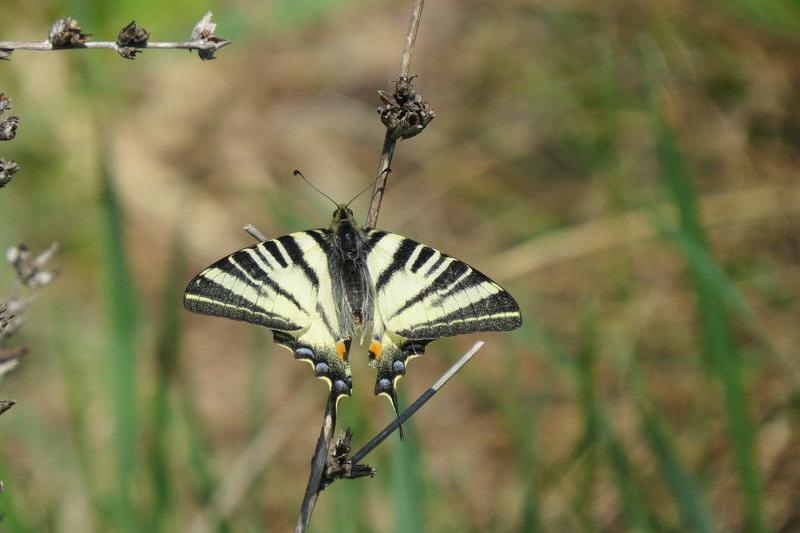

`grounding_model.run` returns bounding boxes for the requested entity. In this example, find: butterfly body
[184,206,522,414]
